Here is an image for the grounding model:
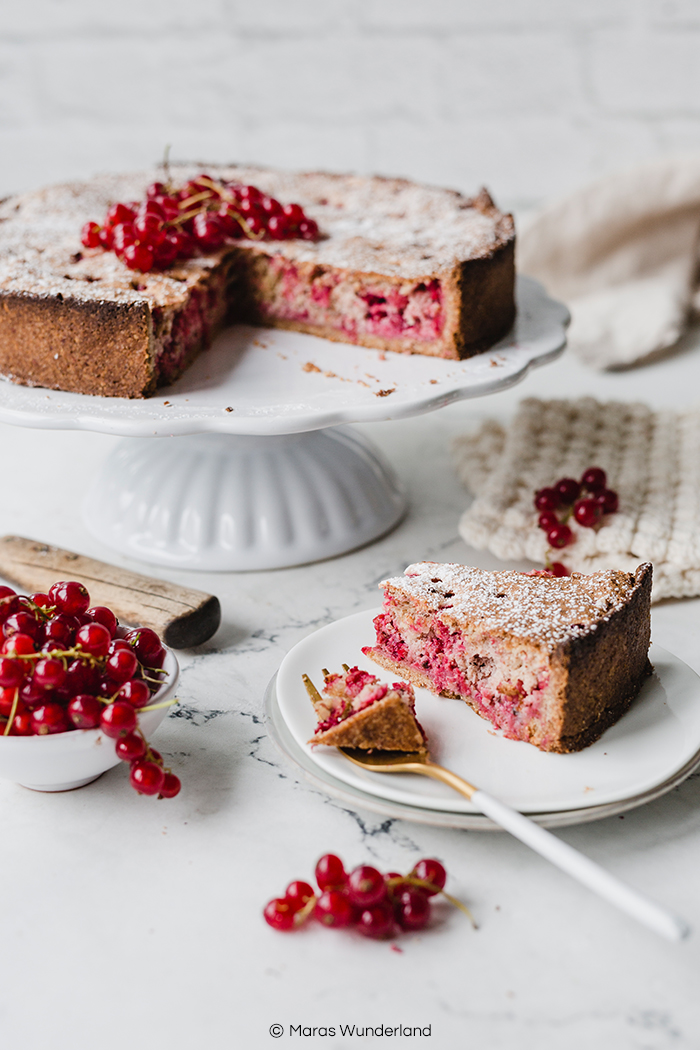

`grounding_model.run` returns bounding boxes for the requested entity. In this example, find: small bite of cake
[362,561,652,754]
[305,665,426,751]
